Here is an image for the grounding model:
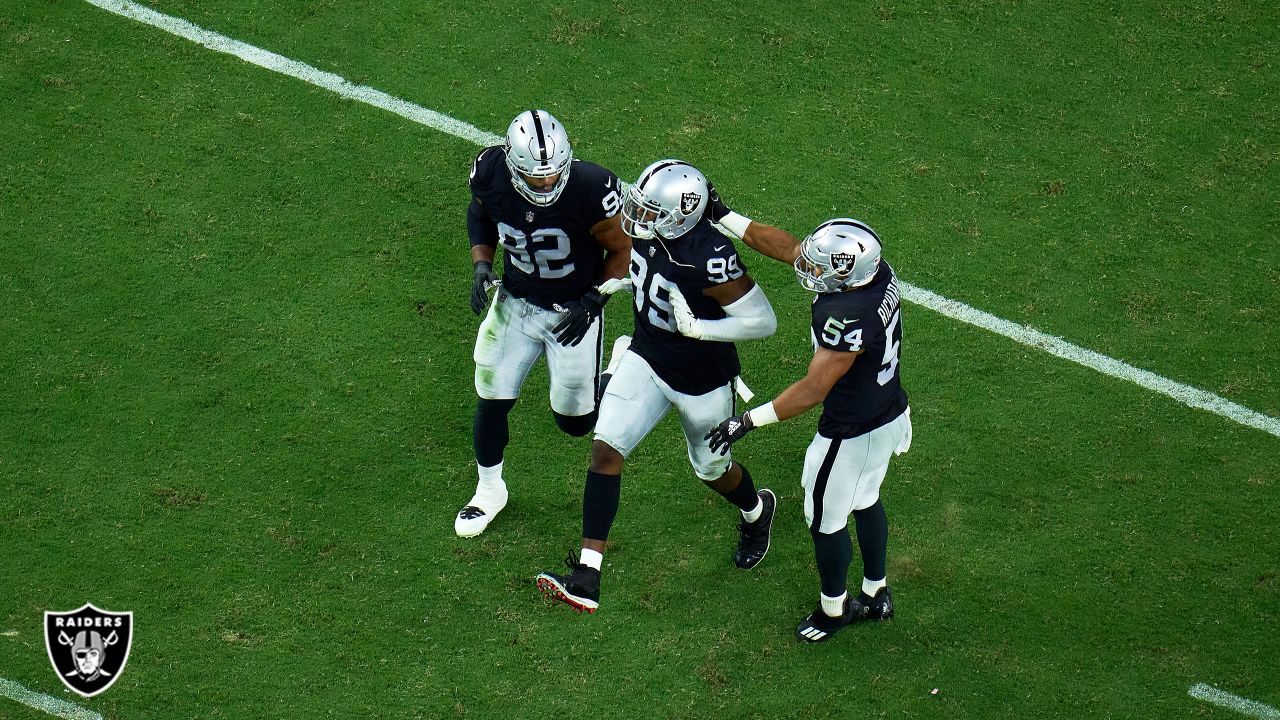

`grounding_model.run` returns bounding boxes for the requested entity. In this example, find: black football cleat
[853,585,894,621]
[536,553,601,613]
[795,587,893,643]
[734,489,776,569]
